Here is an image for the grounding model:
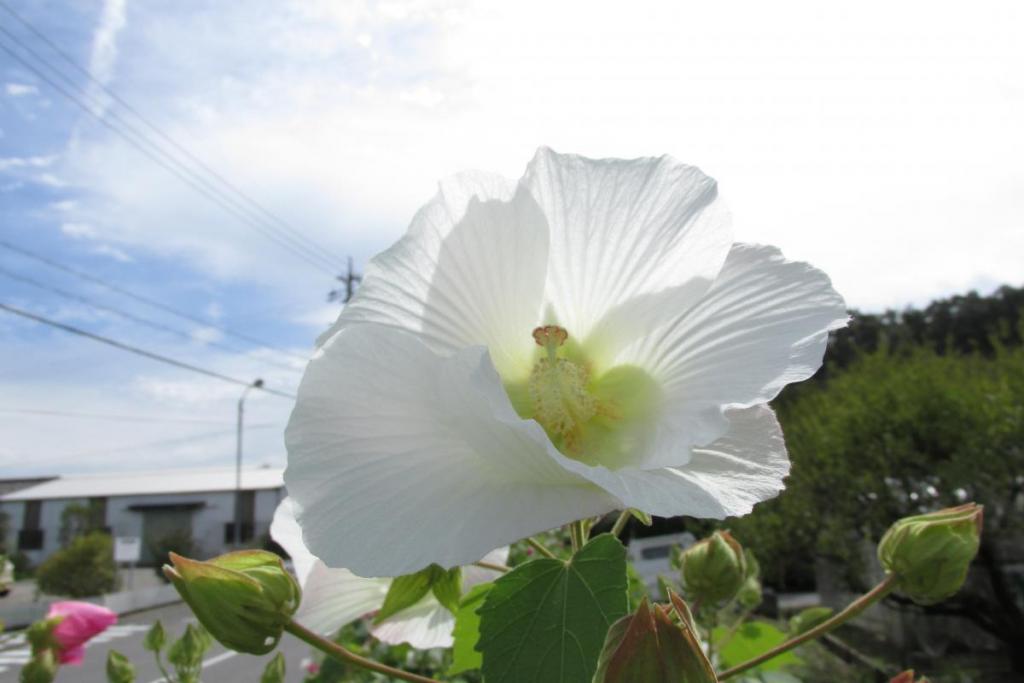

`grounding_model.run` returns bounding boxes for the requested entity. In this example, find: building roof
[0,477,57,497]
[0,467,284,501]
